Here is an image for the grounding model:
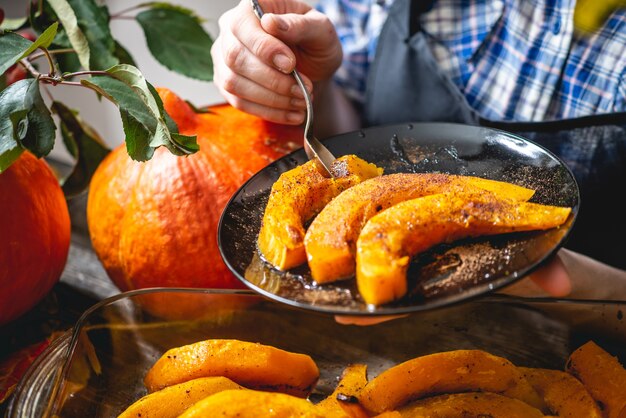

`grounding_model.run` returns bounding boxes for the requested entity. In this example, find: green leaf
[80,64,197,161]
[47,0,91,70]
[10,110,29,140]
[0,82,31,159]
[120,108,154,161]
[148,83,178,134]
[55,51,82,73]
[0,79,56,171]
[66,0,118,70]
[136,8,213,81]
[137,2,204,24]
[0,32,33,76]
[34,1,118,71]
[185,100,213,114]
[0,17,29,31]
[0,79,34,147]
[30,22,59,50]
[113,40,136,66]
[29,2,71,48]
[0,22,58,76]
[172,133,199,152]
[22,80,56,157]
[52,101,111,197]
[148,82,198,153]
[0,147,24,172]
